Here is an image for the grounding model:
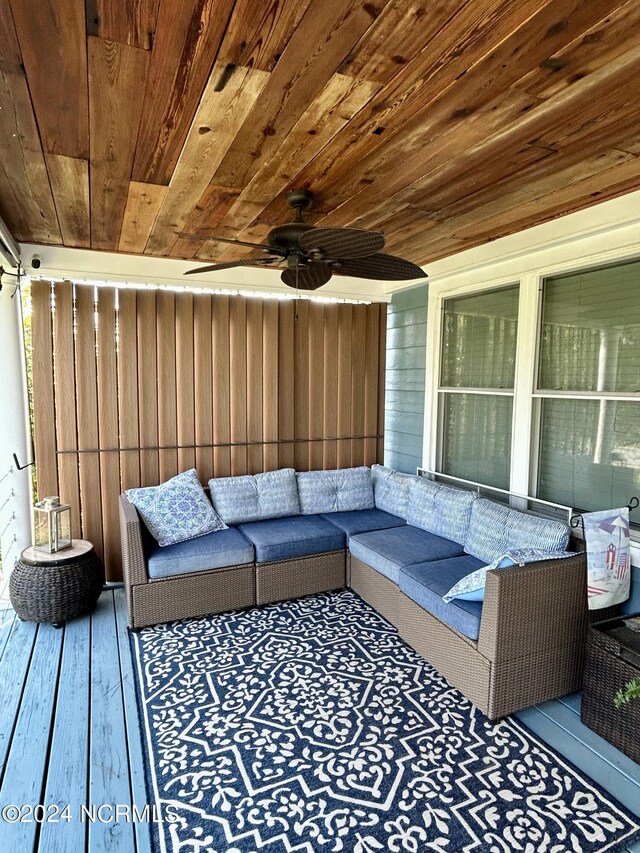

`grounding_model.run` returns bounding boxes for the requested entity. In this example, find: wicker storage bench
[581,615,640,763]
